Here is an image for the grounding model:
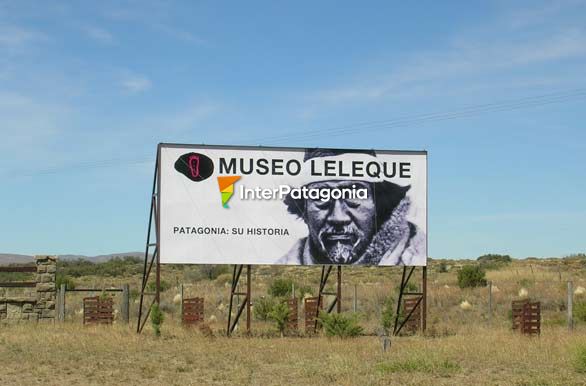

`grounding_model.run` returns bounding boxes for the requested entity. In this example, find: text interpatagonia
[239,184,368,202]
